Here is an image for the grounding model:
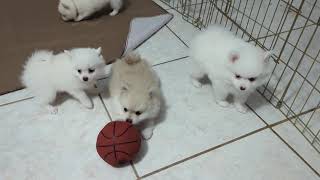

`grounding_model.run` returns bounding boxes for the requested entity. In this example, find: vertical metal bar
[242,0,257,39]
[229,0,241,31]
[262,0,295,96]
[276,2,317,108]
[219,0,227,24]
[299,51,320,113]
[261,0,281,47]
[302,101,320,134]
[313,128,320,143]
[224,0,237,28]
[236,0,249,35]
[255,0,272,46]
[206,1,216,26]
[248,0,264,42]
[200,1,209,28]
[265,0,306,106]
